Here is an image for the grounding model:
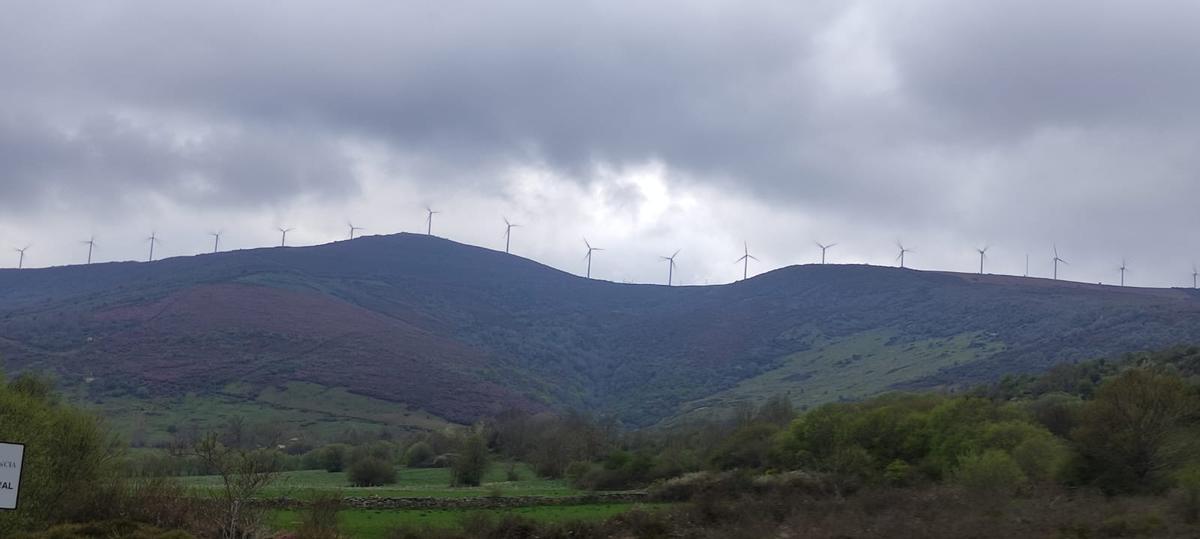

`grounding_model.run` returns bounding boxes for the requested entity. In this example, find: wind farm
[7,214,1200,290]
